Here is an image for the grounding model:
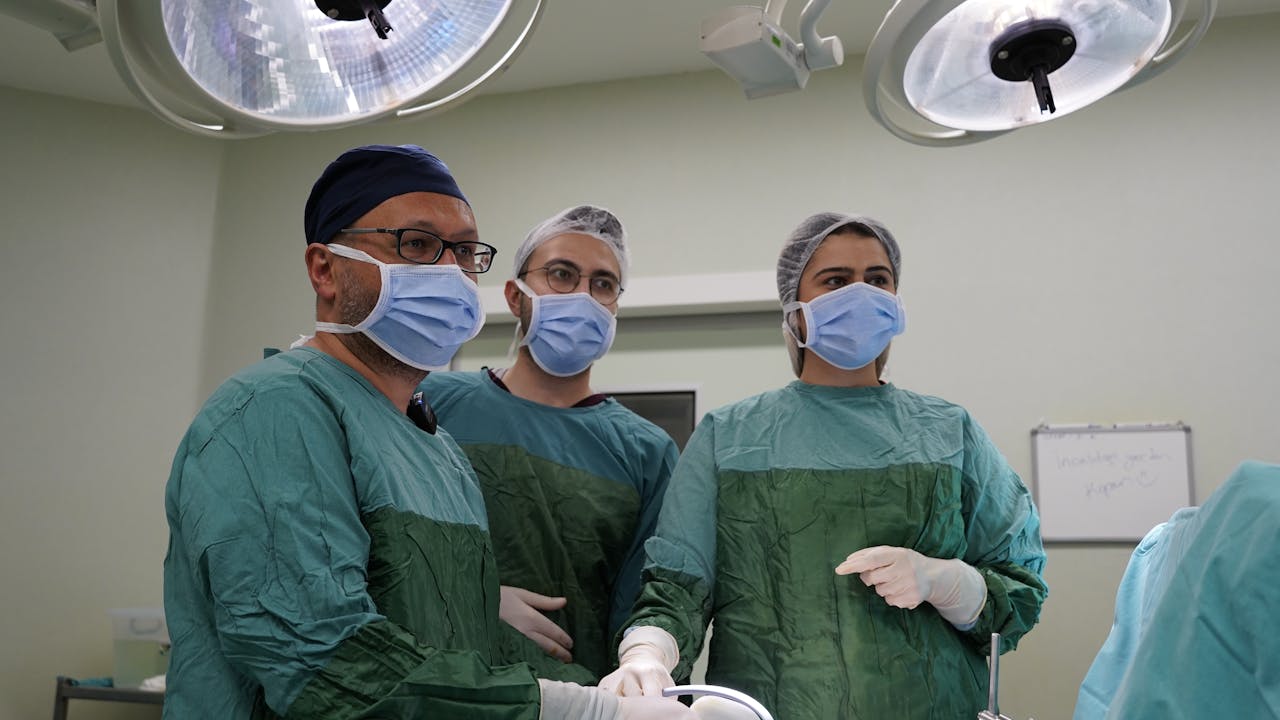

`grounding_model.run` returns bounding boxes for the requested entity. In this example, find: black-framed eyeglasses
[519,261,624,304]
[339,227,497,273]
